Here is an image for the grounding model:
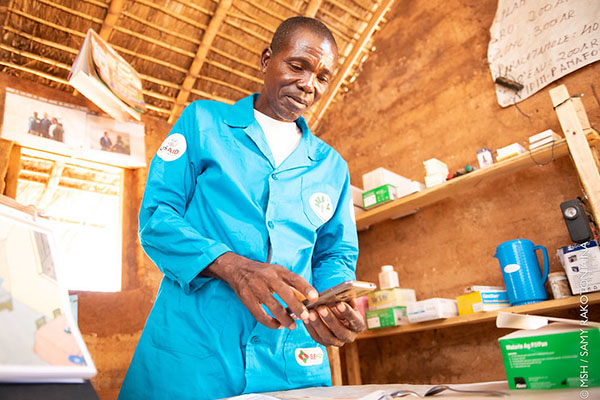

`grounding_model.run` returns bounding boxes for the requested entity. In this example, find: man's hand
[304,299,366,347]
[202,252,318,330]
